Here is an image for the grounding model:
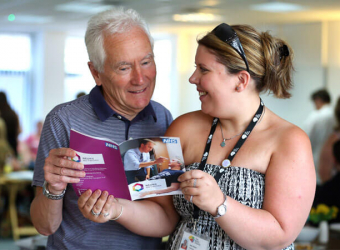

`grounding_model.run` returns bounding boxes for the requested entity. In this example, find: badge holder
[177,221,210,250]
